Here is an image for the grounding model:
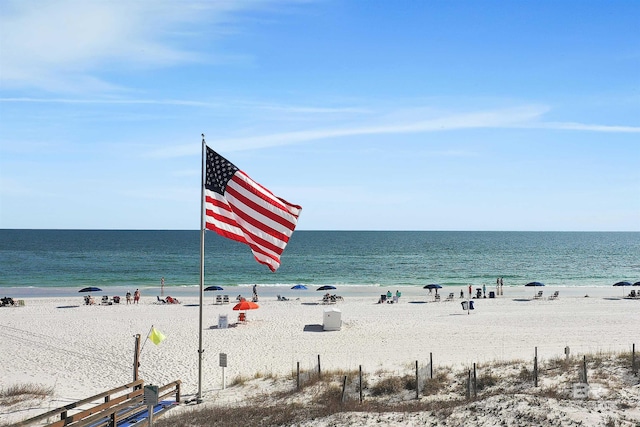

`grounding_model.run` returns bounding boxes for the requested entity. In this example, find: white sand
[1,285,639,425]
